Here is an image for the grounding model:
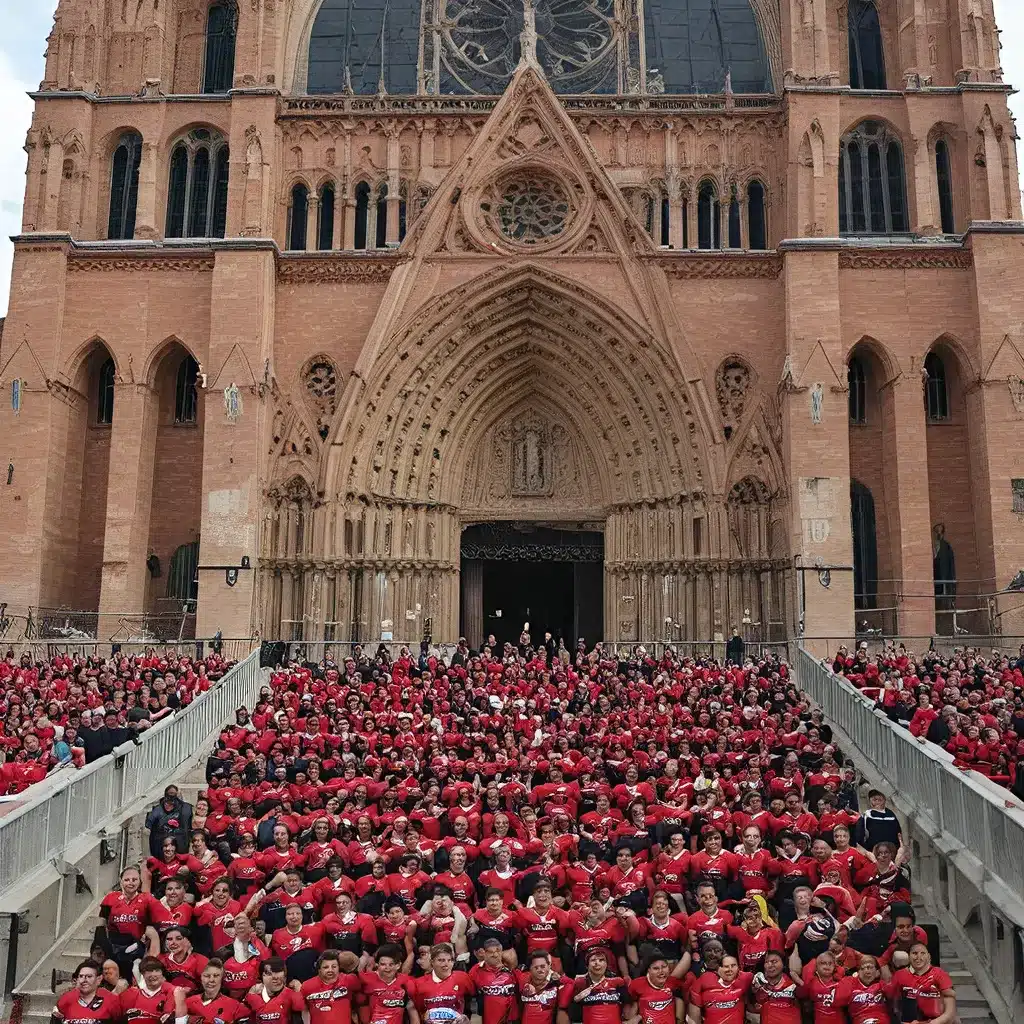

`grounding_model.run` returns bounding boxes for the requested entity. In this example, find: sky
[0,4,1023,315]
